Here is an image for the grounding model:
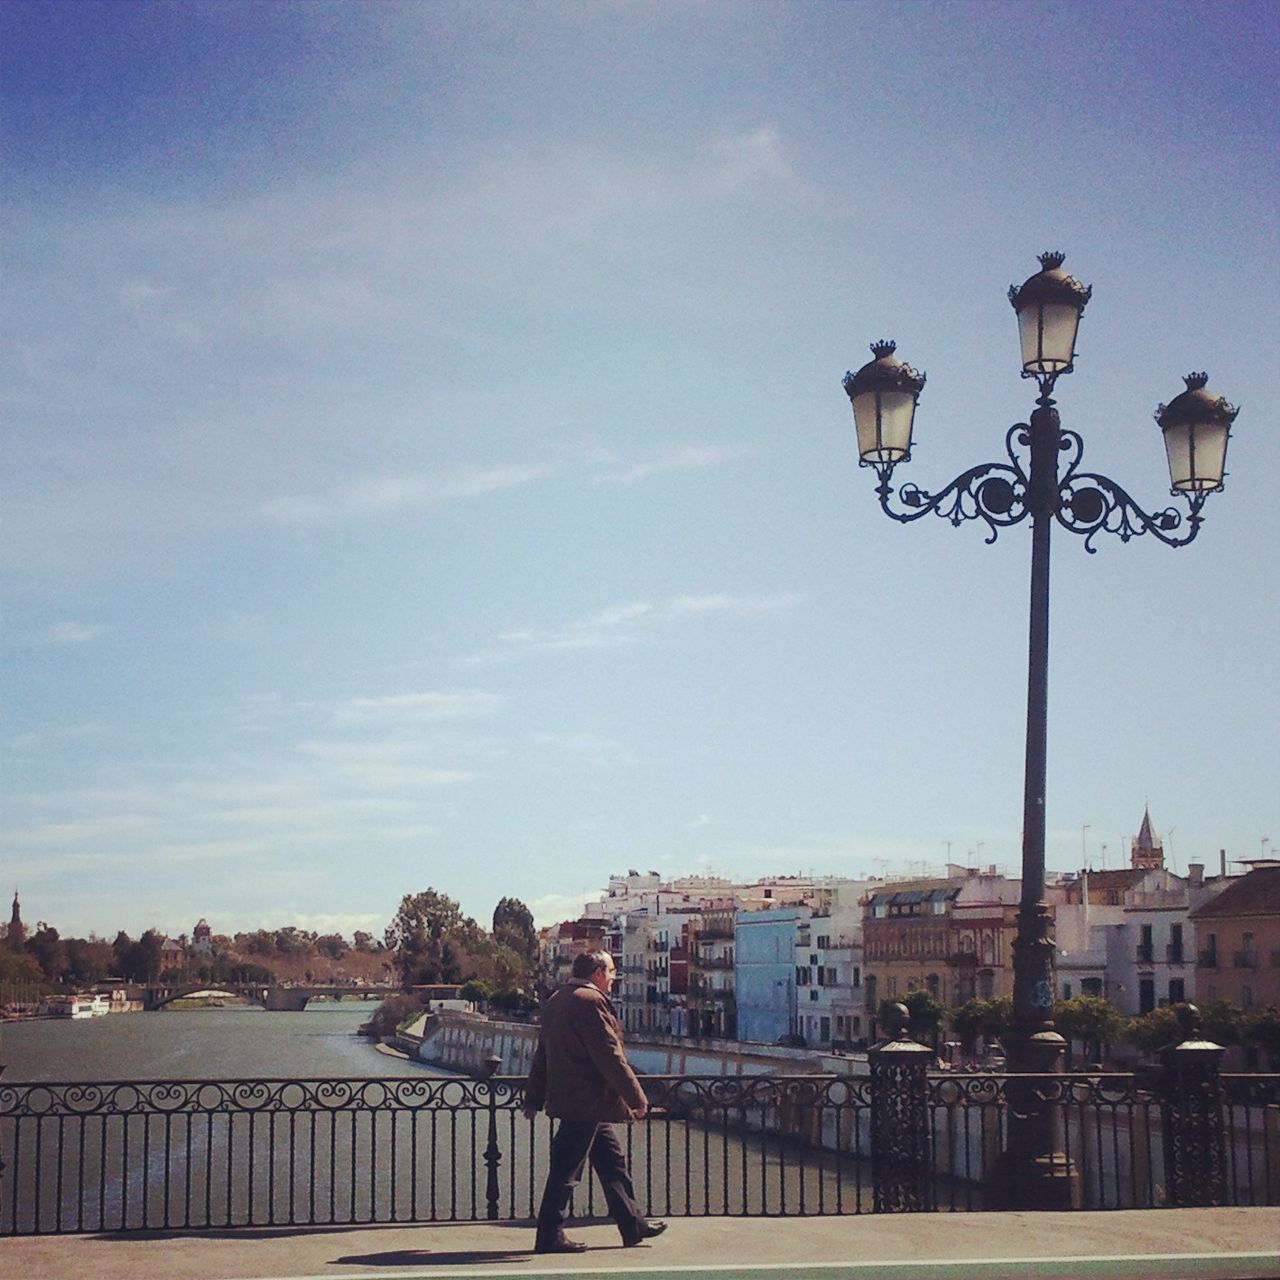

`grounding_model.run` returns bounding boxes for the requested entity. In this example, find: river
[1,1003,870,1231]
[0,1002,436,1082]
